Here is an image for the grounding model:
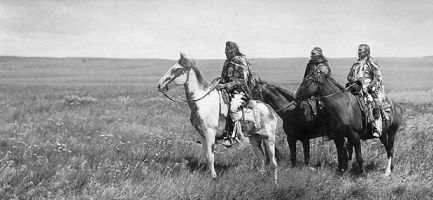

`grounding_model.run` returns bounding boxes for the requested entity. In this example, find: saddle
[217,88,262,139]
[241,100,263,135]
[355,95,393,136]
[299,97,323,122]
